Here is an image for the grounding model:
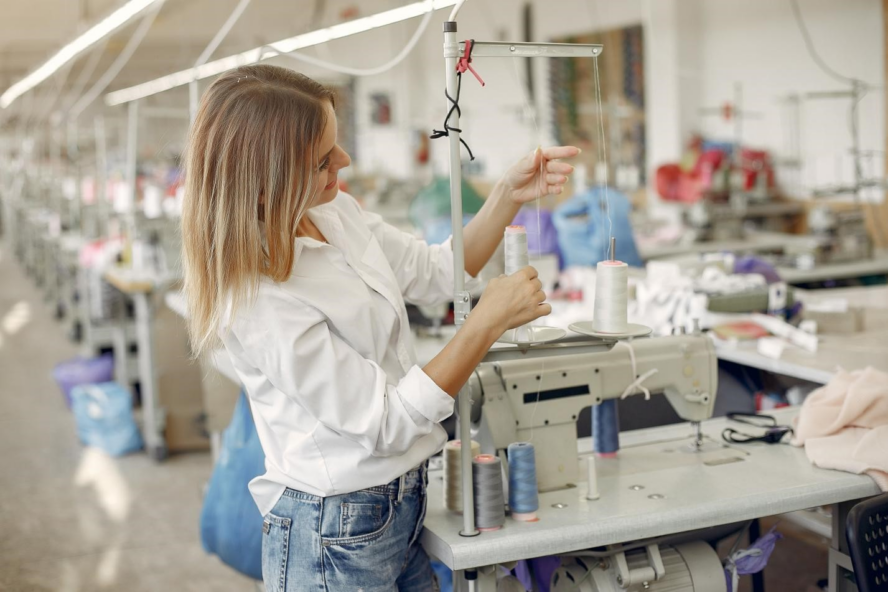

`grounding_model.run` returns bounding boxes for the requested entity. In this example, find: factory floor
[0,240,835,592]
[0,245,256,592]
